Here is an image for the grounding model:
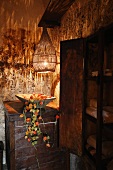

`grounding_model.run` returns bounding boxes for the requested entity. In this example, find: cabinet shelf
[86,113,97,123]
[86,76,99,81]
[104,123,113,131]
[86,76,113,82]
[85,147,113,168]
